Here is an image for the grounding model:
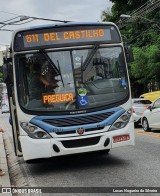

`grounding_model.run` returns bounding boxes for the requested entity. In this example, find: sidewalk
[0,117,33,196]
[0,129,12,195]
